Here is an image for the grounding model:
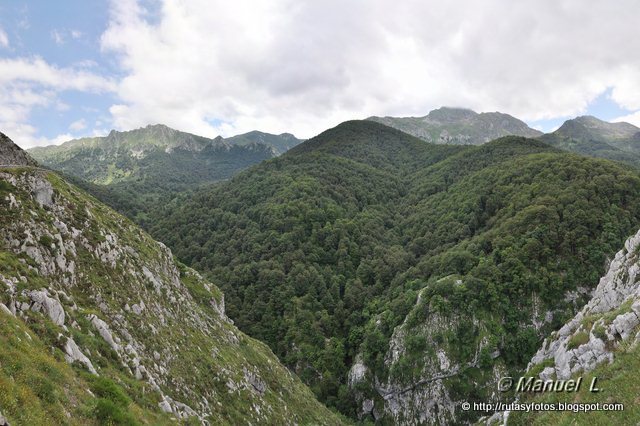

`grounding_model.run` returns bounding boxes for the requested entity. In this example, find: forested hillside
[143,120,640,422]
